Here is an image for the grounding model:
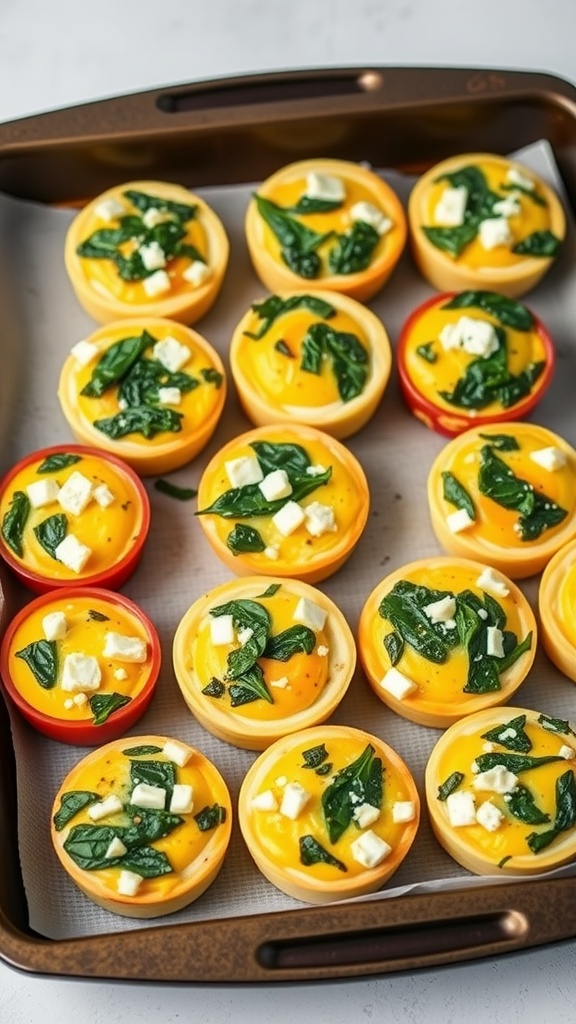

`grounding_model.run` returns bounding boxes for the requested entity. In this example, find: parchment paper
[2,141,576,940]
